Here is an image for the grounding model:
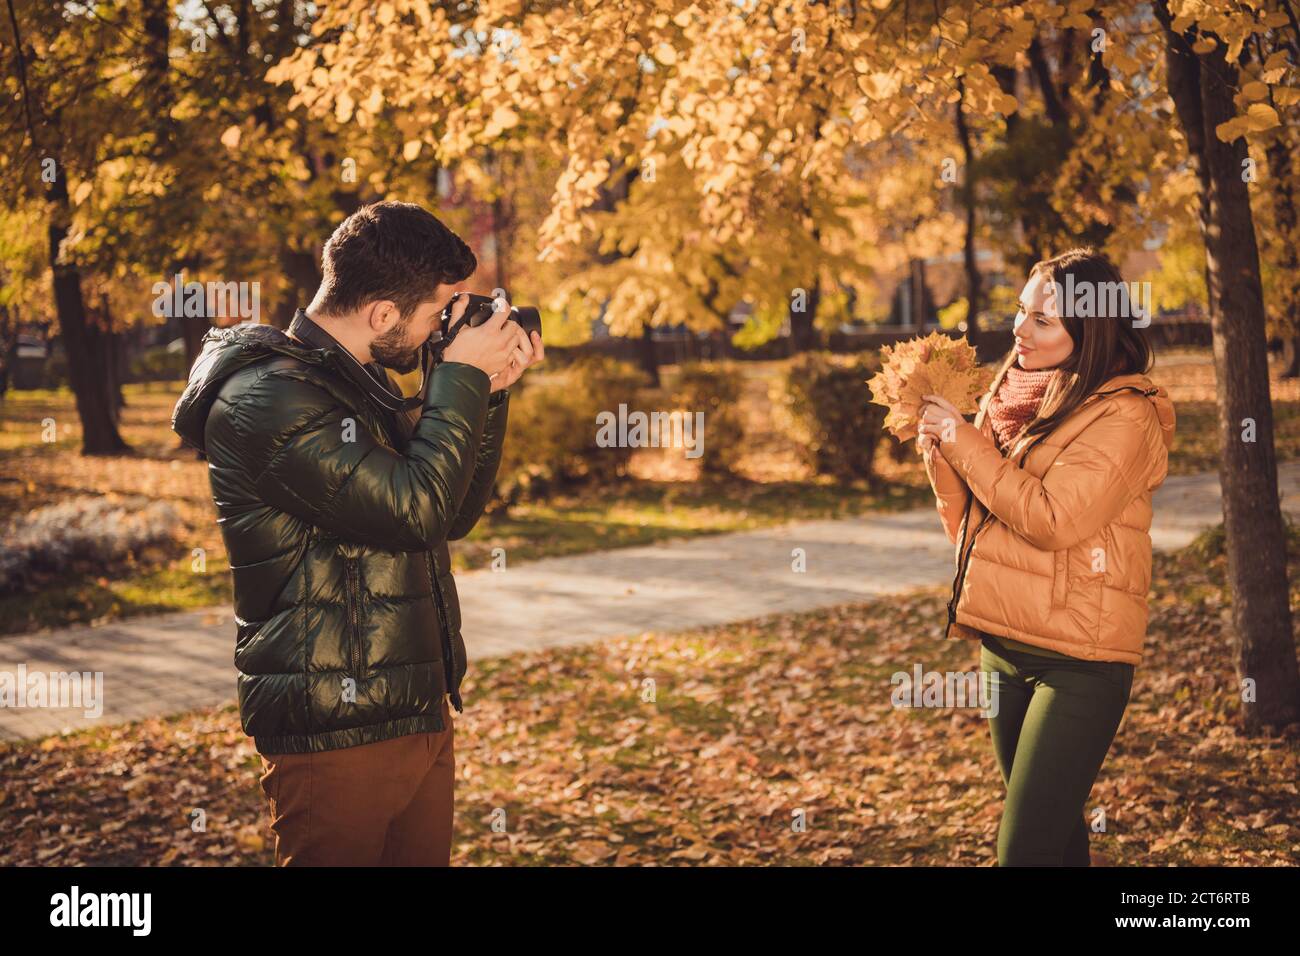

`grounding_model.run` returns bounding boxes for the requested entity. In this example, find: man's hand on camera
[489,320,544,391]
[441,301,518,384]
